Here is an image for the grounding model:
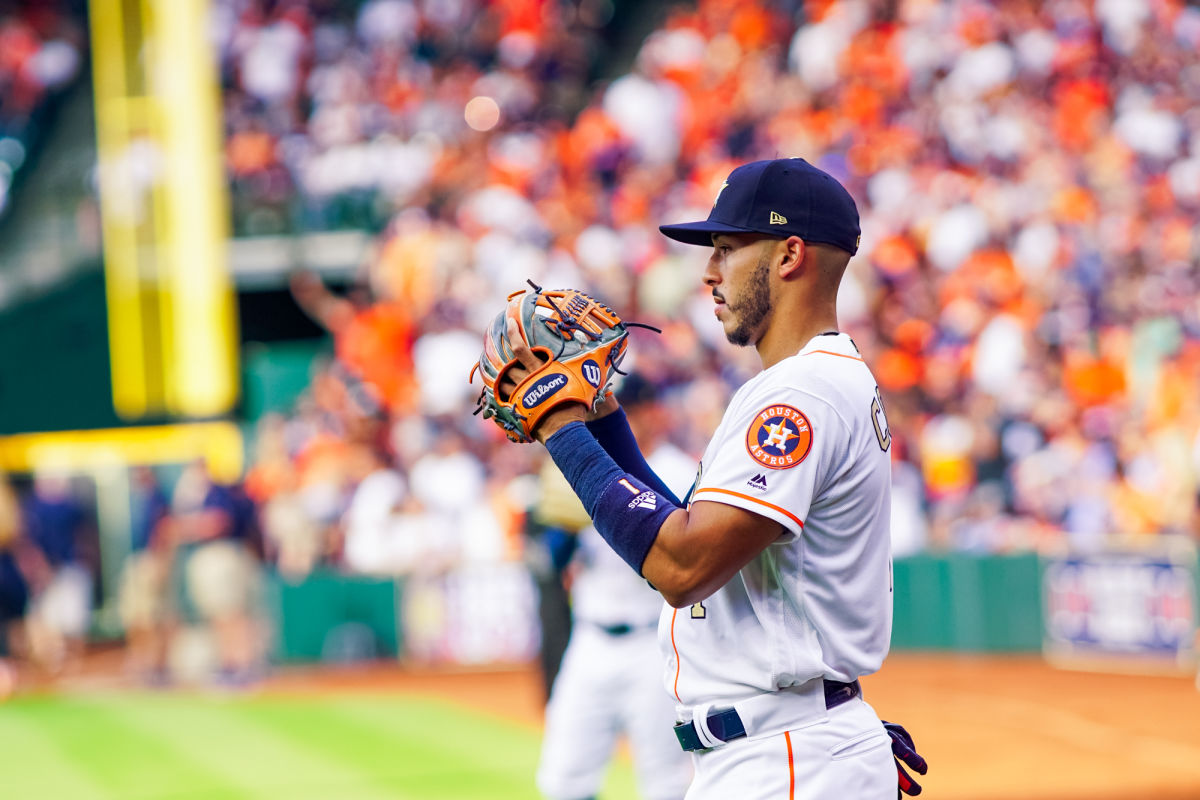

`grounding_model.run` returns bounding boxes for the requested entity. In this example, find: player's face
[704,234,774,346]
